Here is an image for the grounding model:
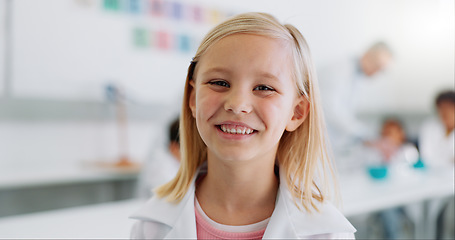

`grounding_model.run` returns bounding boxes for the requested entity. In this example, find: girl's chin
[208,149,273,164]
[208,150,255,162]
